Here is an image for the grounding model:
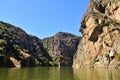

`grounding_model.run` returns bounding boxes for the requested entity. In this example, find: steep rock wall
[73,0,120,68]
